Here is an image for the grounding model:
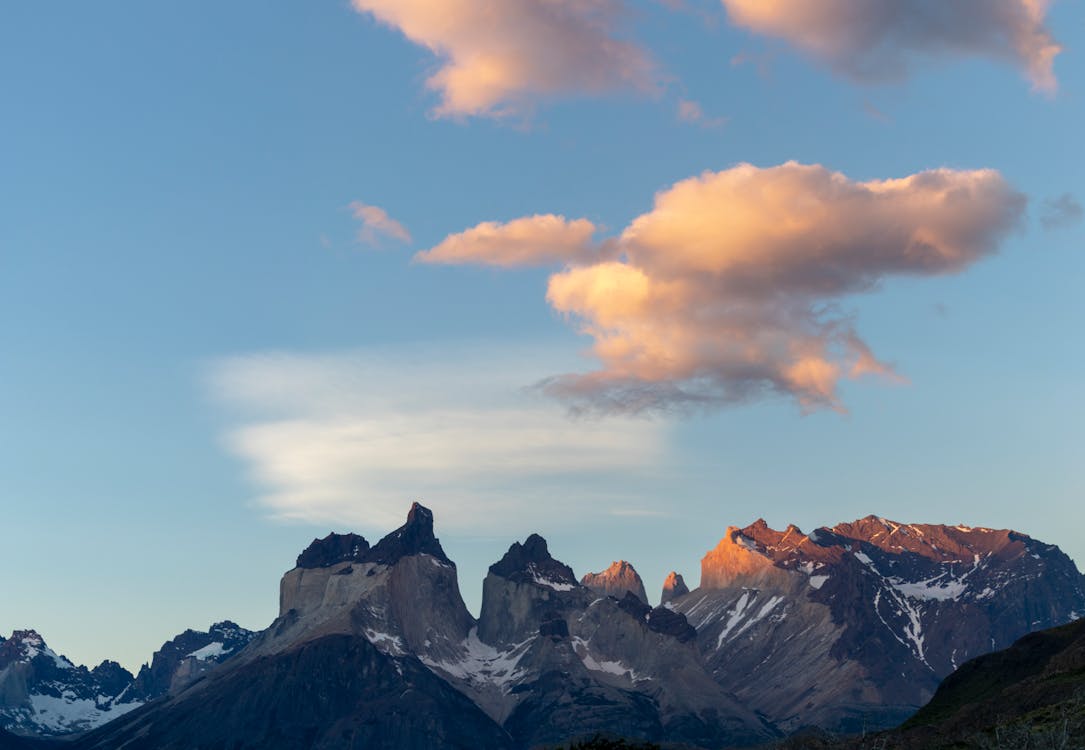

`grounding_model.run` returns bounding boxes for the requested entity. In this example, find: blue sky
[1,1,1082,672]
